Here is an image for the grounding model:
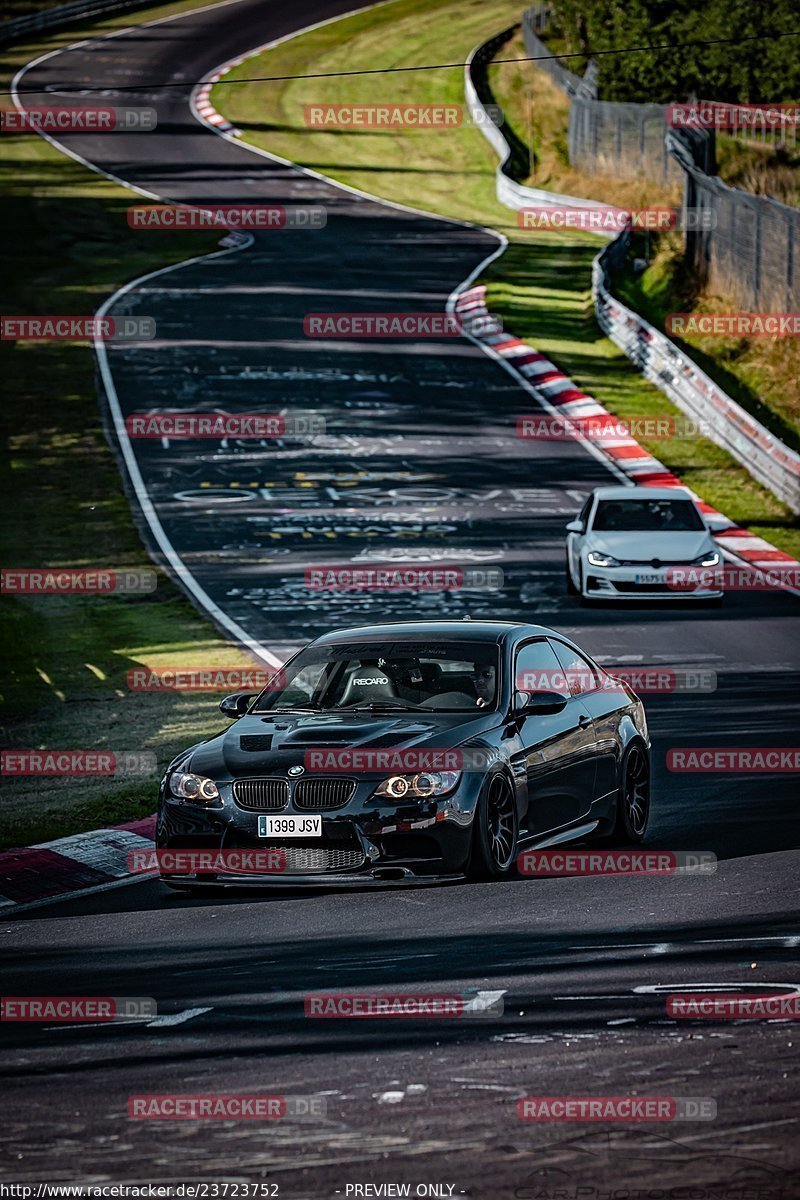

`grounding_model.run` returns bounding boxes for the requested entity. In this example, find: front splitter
[159,869,466,889]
